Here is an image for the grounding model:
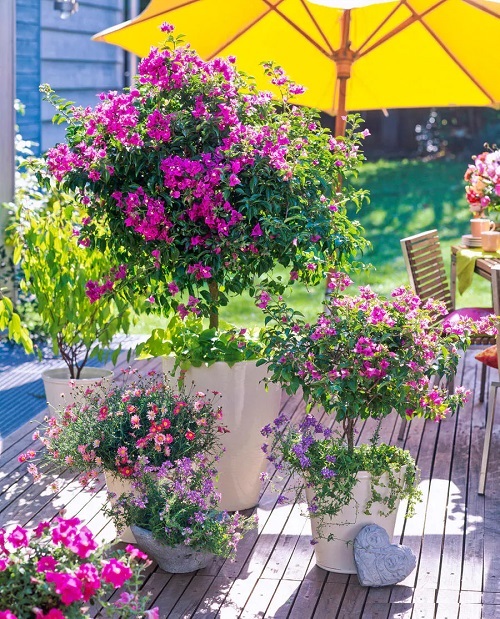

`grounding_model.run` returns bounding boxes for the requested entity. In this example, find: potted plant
[3,169,139,413]
[22,371,228,544]
[0,516,158,618]
[258,273,482,573]
[464,145,500,218]
[39,26,370,509]
[108,452,255,573]
[23,371,226,490]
